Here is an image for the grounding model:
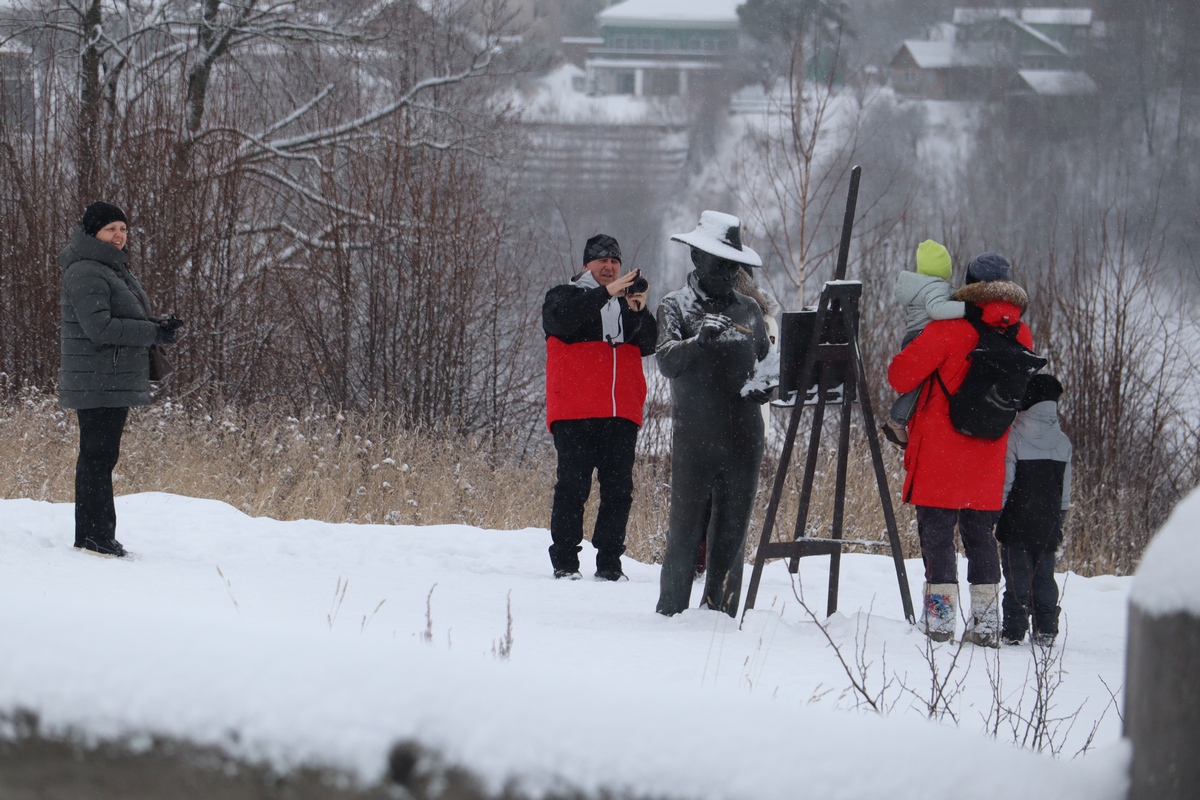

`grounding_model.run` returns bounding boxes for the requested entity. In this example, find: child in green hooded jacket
[882,239,965,447]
